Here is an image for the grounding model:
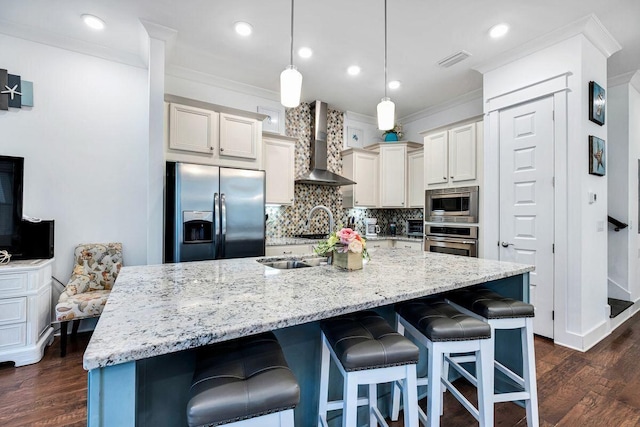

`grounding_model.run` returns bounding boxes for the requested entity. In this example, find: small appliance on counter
[365,218,380,237]
[389,222,397,236]
[405,219,423,237]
